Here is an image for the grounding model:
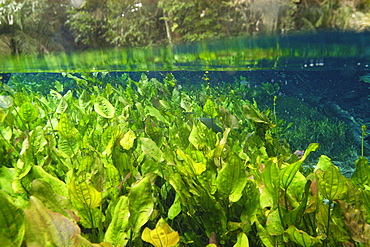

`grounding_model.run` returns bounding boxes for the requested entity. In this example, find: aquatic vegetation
[0,73,369,246]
